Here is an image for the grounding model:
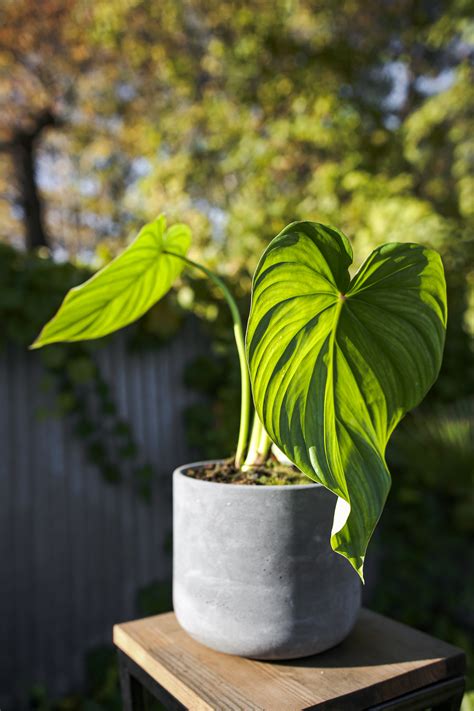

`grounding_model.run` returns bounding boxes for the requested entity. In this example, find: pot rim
[174,459,322,490]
